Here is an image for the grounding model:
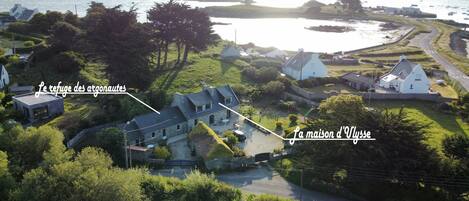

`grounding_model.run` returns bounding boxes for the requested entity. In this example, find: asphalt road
[152,166,350,201]
[412,27,469,91]
[216,165,350,201]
